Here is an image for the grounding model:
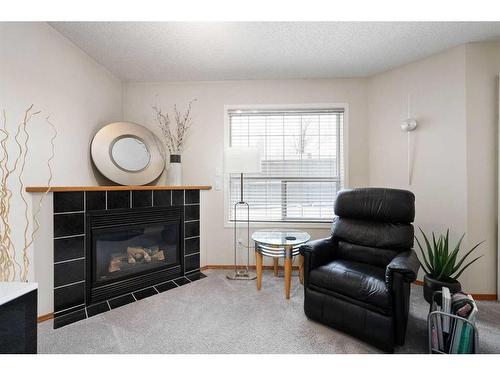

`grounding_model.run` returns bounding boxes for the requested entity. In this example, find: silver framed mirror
[91,122,164,185]
[110,135,151,172]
